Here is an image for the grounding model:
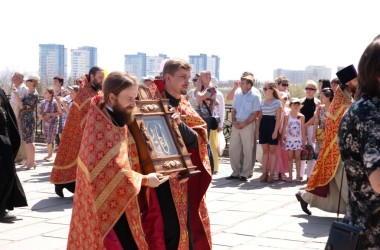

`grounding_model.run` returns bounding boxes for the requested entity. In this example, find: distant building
[71,46,97,80]
[273,65,331,84]
[124,53,168,81]
[146,54,168,78]
[124,53,146,80]
[189,54,220,80]
[39,44,67,85]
